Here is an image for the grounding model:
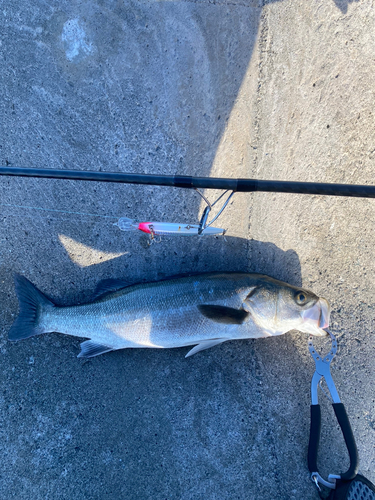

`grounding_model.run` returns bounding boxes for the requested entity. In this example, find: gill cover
[243,280,330,336]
